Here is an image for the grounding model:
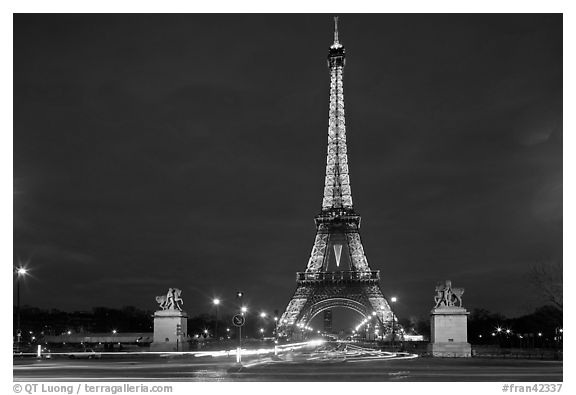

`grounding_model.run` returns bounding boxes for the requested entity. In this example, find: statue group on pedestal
[434,280,464,308]
[155,288,184,311]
